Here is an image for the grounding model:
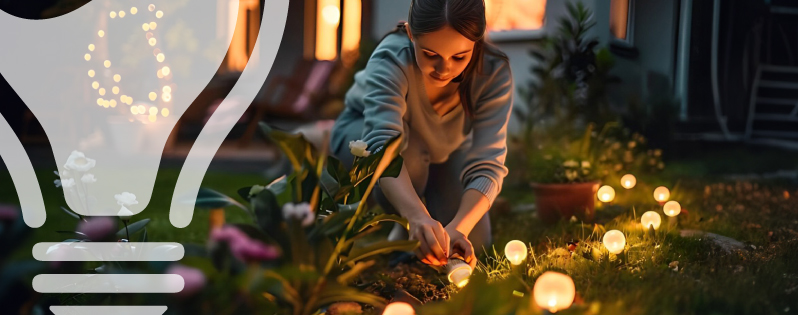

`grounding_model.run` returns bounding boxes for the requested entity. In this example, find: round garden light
[382,302,415,315]
[446,258,472,288]
[653,186,670,203]
[504,240,527,265]
[597,185,615,203]
[621,174,636,189]
[532,271,576,313]
[663,200,681,217]
[602,230,626,254]
[640,211,662,230]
